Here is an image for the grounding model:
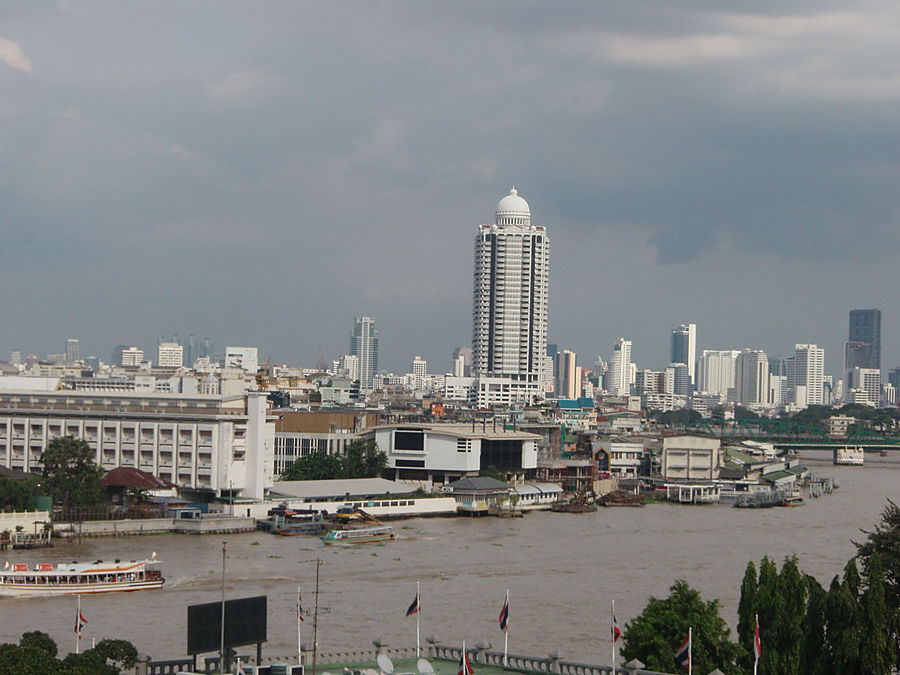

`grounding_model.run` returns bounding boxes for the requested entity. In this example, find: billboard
[187,595,268,655]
